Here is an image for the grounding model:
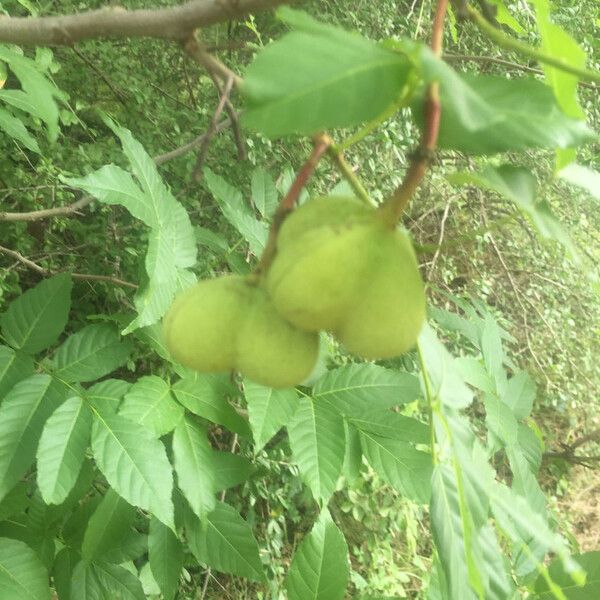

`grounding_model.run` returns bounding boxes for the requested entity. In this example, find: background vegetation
[0,0,598,598]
